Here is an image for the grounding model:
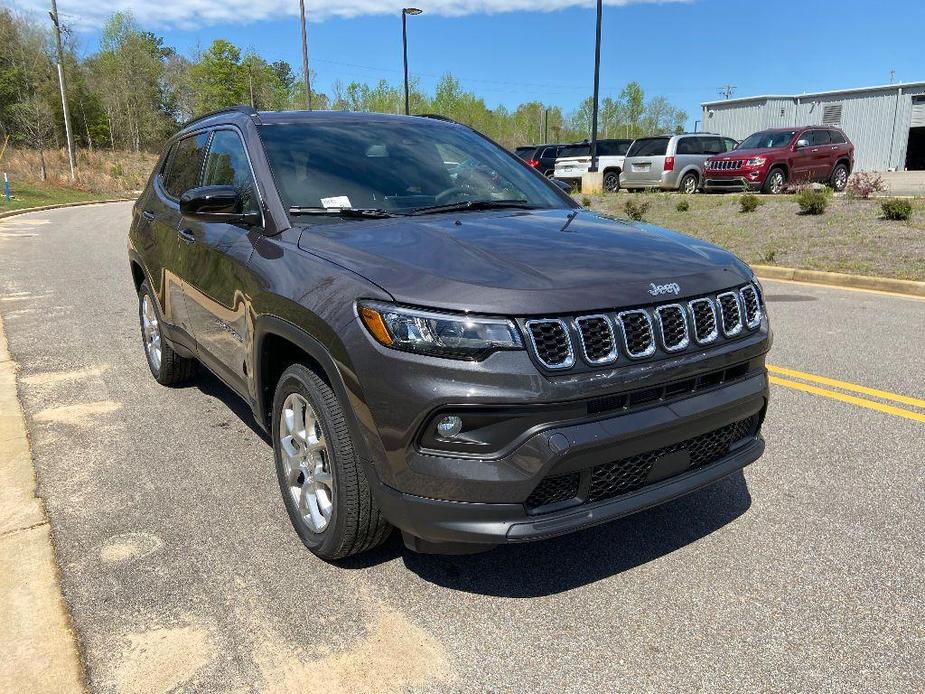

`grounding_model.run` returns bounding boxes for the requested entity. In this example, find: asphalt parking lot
[1,202,923,693]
